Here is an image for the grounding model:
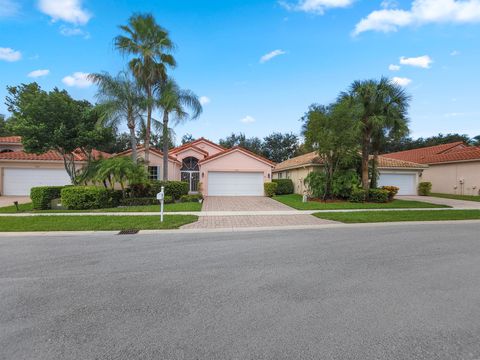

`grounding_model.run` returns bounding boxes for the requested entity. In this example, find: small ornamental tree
[6,83,113,184]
